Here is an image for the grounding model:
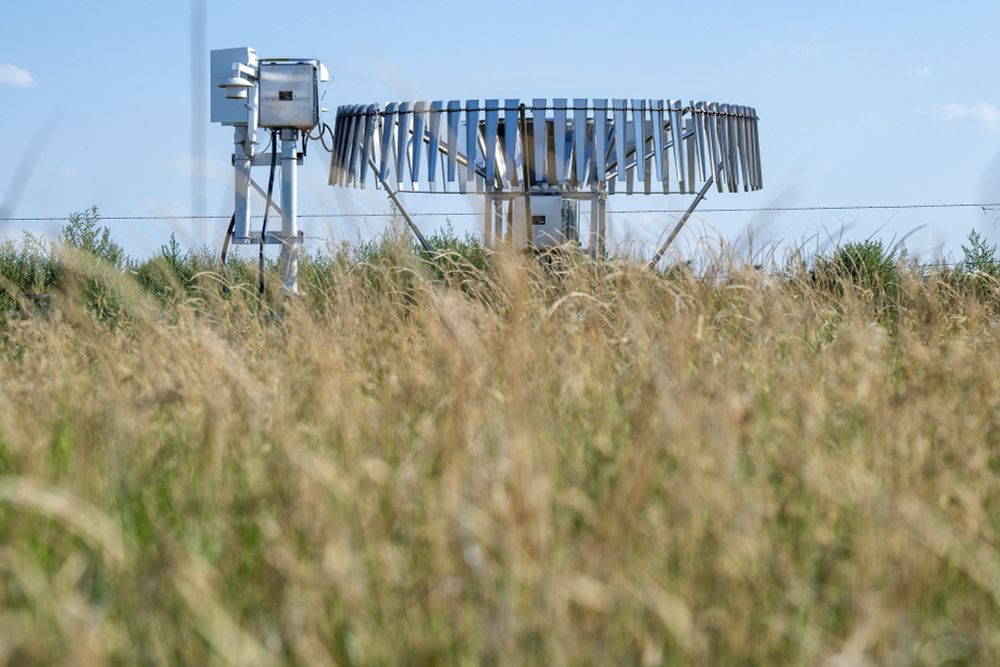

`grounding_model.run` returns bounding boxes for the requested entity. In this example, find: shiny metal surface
[330,99,762,195]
